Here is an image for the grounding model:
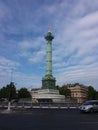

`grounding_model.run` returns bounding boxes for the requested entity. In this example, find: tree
[0,83,17,100]
[95,91,98,99]
[18,88,31,99]
[88,86,96,100]
[56,85,60,90]
[59,85,71,97]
